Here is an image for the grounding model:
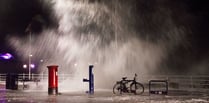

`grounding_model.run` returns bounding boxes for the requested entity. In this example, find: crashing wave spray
[8,0,175,91]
